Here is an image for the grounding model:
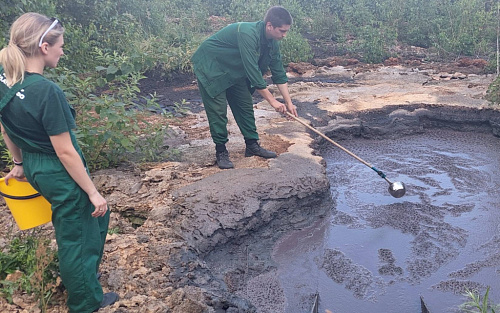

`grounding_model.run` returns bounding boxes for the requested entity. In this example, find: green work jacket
[191,20,288,98]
